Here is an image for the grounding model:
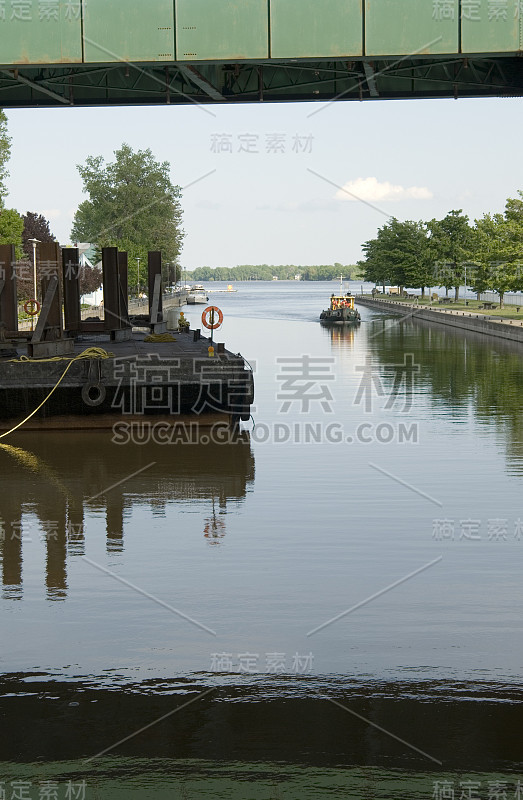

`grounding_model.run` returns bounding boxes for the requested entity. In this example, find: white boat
[187,285,209,305]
